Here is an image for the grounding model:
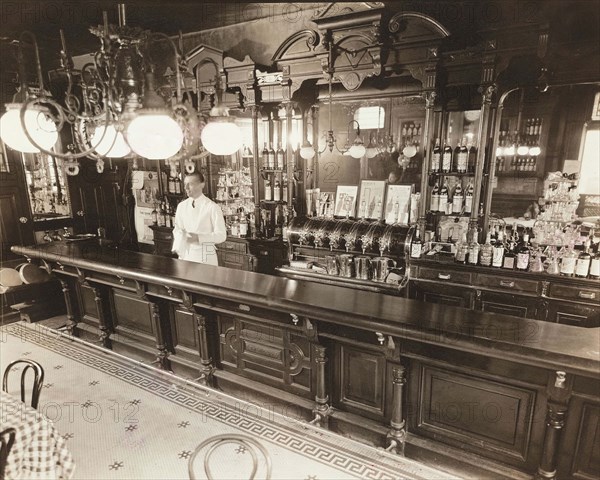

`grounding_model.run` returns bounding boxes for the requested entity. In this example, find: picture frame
[384,184,413,225]
[0,141,9,173]
[334,185,358,218]
[319,191,335,217]
[357,180,386,220]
